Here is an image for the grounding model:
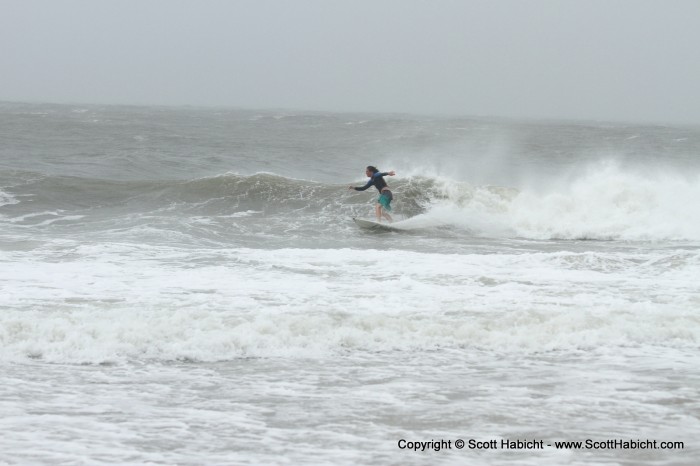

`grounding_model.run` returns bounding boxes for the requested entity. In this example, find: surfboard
[352,217,400,231]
